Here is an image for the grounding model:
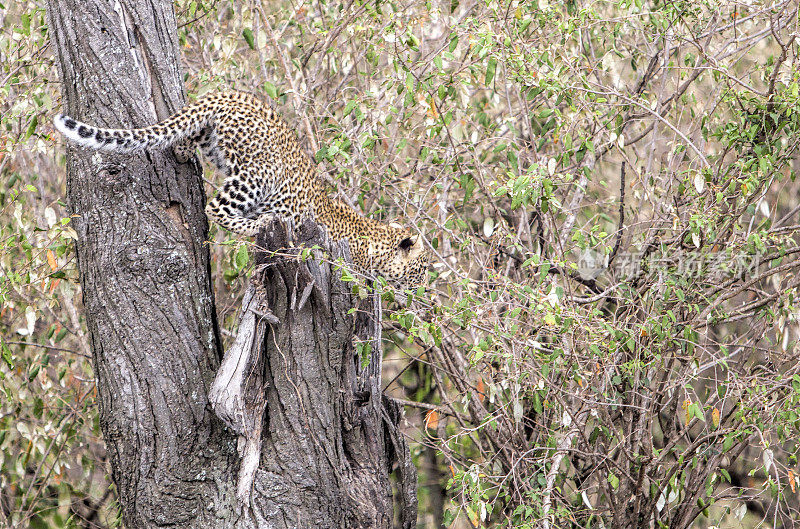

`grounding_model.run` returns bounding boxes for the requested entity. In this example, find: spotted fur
[54,91,429,285]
